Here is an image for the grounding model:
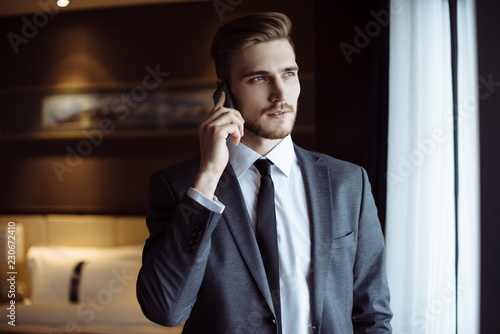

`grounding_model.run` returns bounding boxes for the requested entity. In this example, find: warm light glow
[57,0,70,8]
[0,223,24,263]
